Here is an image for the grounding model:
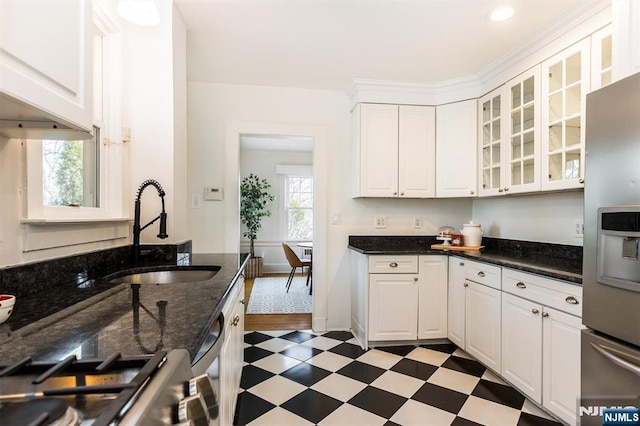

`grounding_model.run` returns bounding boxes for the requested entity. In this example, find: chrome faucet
[133,179,168,265]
